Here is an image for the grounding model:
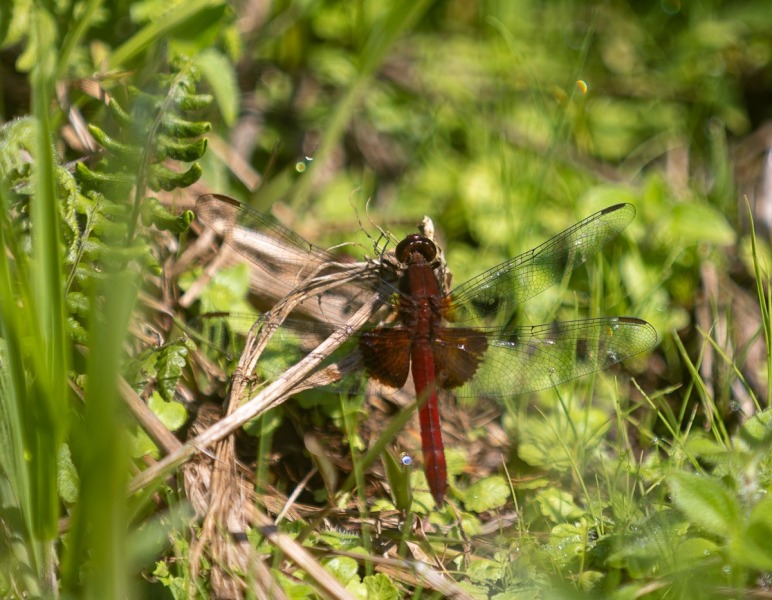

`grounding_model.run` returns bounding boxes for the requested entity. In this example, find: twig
[128,294,381,494]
